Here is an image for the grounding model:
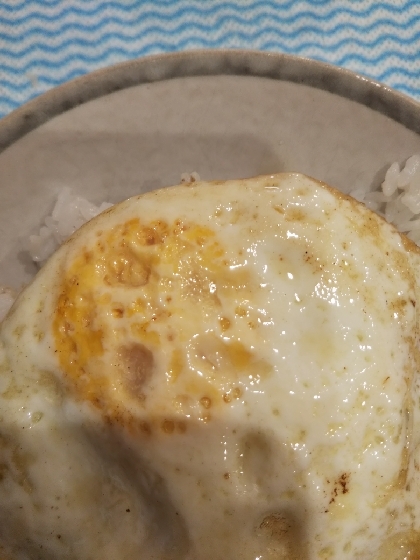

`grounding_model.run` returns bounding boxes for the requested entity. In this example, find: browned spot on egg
[135,222,168,246]
[0,432,35,494]
[199,396,212,409]
[388,297,408,318]
[82,250,94,265]
[110,411,154,438]
[172,219,189,236]
[258,513,291,538]
[119,343,154,398]
[255,510,307,557]
[223,472,230,480]
[223,386,243,403]
[112,305,124,318]
[33,328,45,342]
[338,472,349,493]
[177,421,187,434]
[219,317,231,331]
[396,444,409,490]
[13,324,25,339]
[329,472,350,504]
[235,306,247,317]
[162,420,175,434]
[285,207,306,222]
[139,421,152,436]
[104,247,153,288]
